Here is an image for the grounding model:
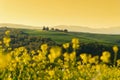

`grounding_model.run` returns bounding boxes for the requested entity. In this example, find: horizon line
[0,22,120,29]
